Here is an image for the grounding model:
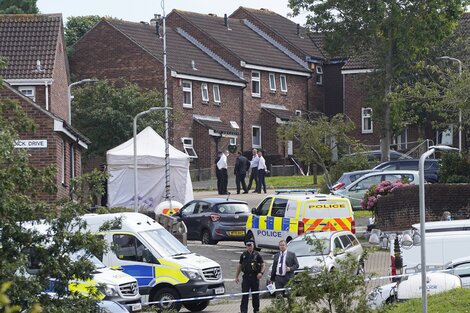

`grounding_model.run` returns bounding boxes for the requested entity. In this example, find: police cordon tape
[144,265,470,306]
